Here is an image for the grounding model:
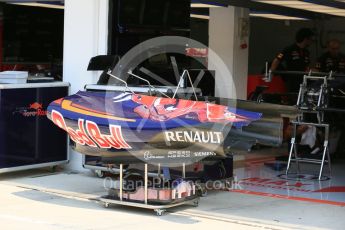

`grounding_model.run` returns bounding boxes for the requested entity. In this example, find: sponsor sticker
[143,151,165,160]
[13,102,47,117]
[51,110,131,149]
[168,150,191,159]
[164,131,223,144]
